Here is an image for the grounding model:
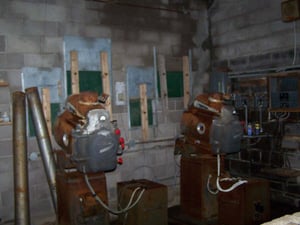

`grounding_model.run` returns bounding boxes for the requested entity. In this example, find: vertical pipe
[13,91,30,225]
[152,46,158,137]
[25,87,57,212]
